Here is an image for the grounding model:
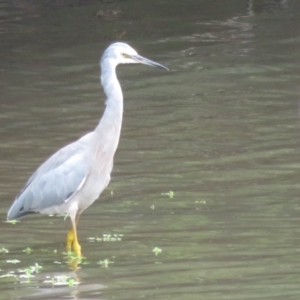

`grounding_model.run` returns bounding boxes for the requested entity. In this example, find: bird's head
[101,42,168,70]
